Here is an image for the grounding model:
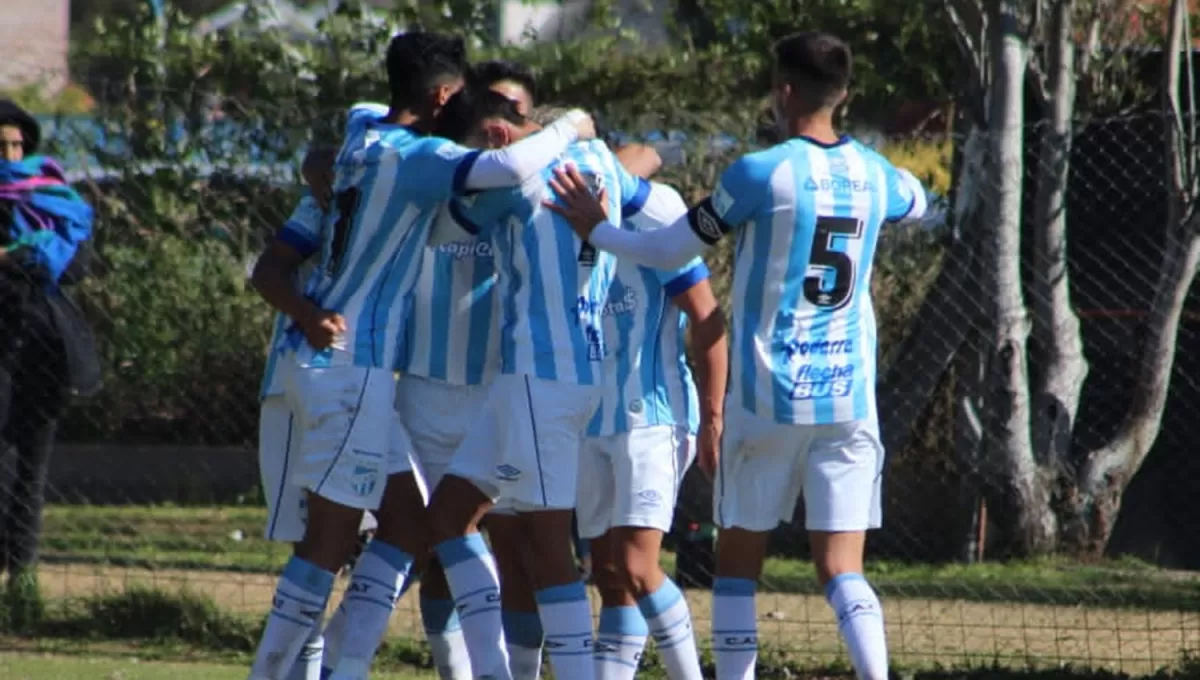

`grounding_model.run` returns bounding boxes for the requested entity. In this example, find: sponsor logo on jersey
[790,364,855,400]
[804,177,877,193]
[437,239,494,260]
[602,288,638,317]
[782,338,854,361]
